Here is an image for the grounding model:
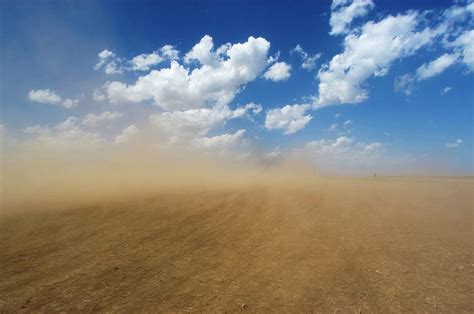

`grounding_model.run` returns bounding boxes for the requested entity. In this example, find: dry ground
[1,178,473,312]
